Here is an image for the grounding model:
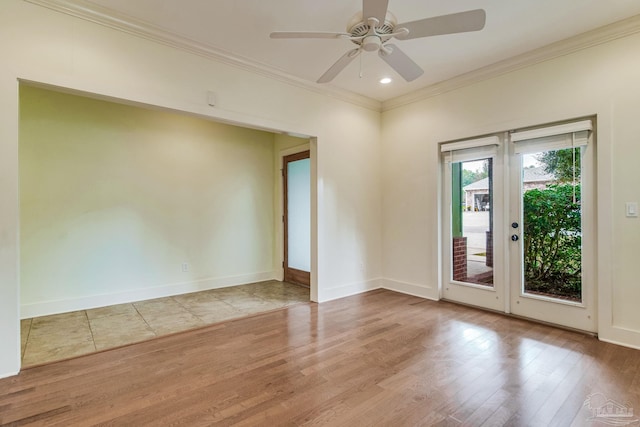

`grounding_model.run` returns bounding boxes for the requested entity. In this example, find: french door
[442,120,596,332]
[442,136,506,312]
[508,121,596,331]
